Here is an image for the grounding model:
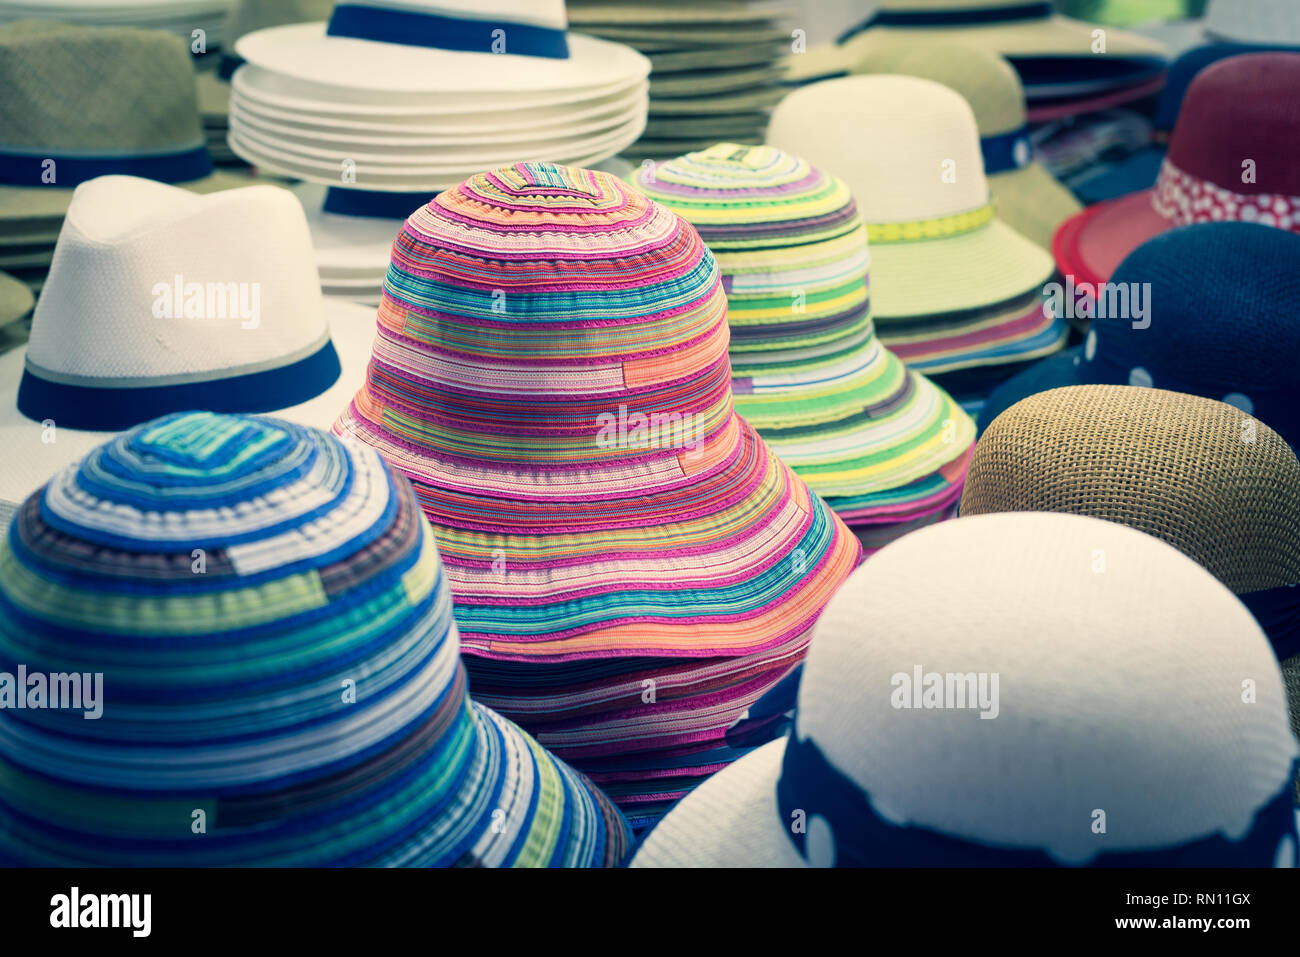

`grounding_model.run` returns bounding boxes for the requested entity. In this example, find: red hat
[1053,52,1300,286]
